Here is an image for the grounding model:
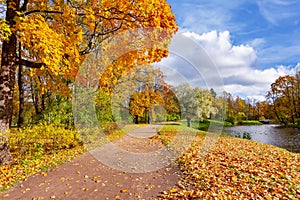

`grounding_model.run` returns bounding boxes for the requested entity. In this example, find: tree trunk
[187,117,191,127]
[17,47,24,128]
[297,73,300,121]
[0,0,19,165]
[134,115,139,124]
